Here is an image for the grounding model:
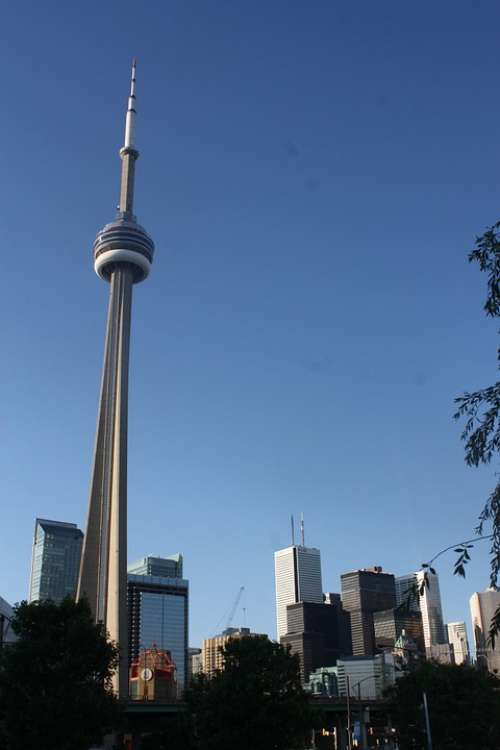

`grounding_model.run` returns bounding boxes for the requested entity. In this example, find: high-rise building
[274,545,323,640]
[77,62,156,697]
[395,571,446,648]
[29,519,83,603]
[470,589,500,673]
[373,608,425,655]
[340,567,396,656]
[127,556,188,696]
[447,621,470,665]
[202,628,265,676]
[280,599,352,682]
